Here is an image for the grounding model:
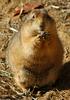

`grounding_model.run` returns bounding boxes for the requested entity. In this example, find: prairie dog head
[20,8,57,48]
